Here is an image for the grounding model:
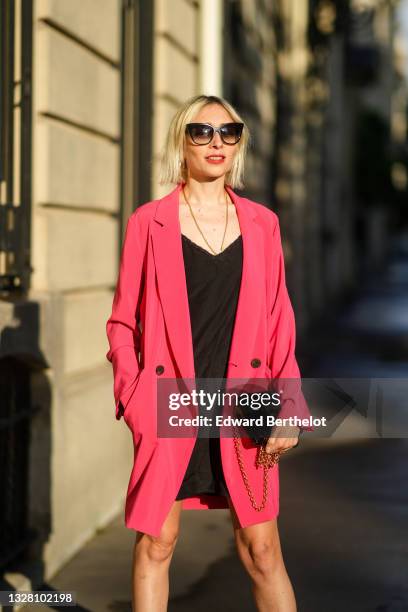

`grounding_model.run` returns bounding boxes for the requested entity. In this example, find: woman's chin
[189,168,228,182]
